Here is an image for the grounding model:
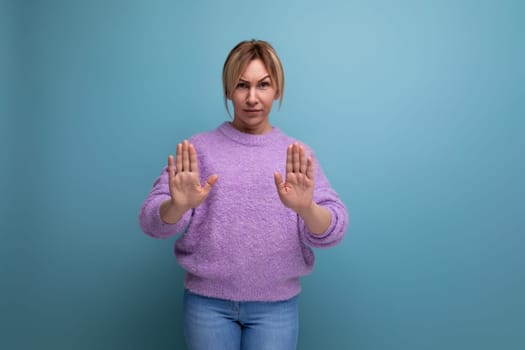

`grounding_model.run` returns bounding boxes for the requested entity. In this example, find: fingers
[299,146,307,174]
[176,140,199,173]
[292,144,300,173]
[287,143,307,174]
[175,143,182,173]
[182,140,190,172]
[189,143,198,174]
[286,144,293,174]
[202,174,218,193]
[306,156,314,180]
[168,155,176,179]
